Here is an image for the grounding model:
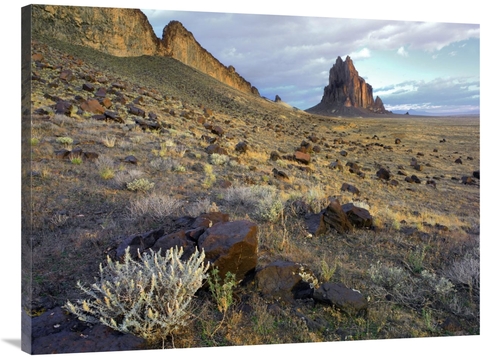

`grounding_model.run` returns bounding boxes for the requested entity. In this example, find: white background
[4,0,494,358]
